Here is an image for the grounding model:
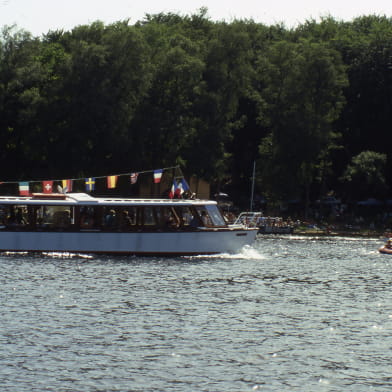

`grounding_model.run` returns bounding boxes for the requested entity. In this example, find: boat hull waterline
[0,229,257,255]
